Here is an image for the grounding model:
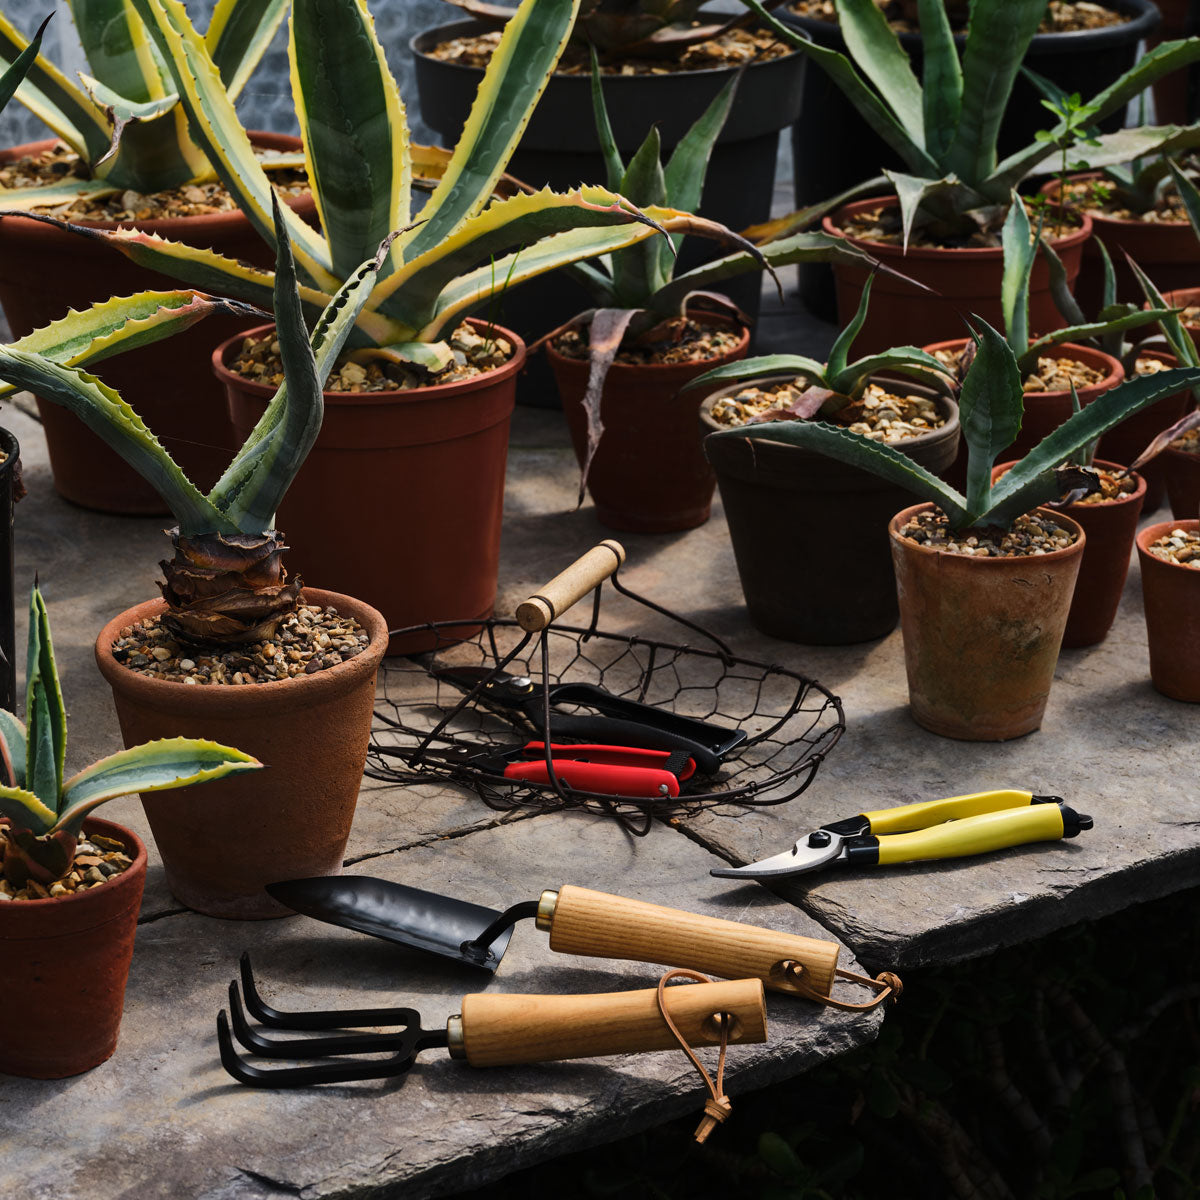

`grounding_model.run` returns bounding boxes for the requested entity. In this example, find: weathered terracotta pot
[1097,349,1188,512]
[926,339,1123,476]
[94,588,387,918]
[1163,443,1200,520]
[0,817,147,1078]
[700,381,960,643]
[0,135,313,514]
[889,503,1086,741]
[1137,518,1200,702]
[993,460,1145,649]
[217,320,524,654]
[549,314,749,532]
[824,199,1092,356]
